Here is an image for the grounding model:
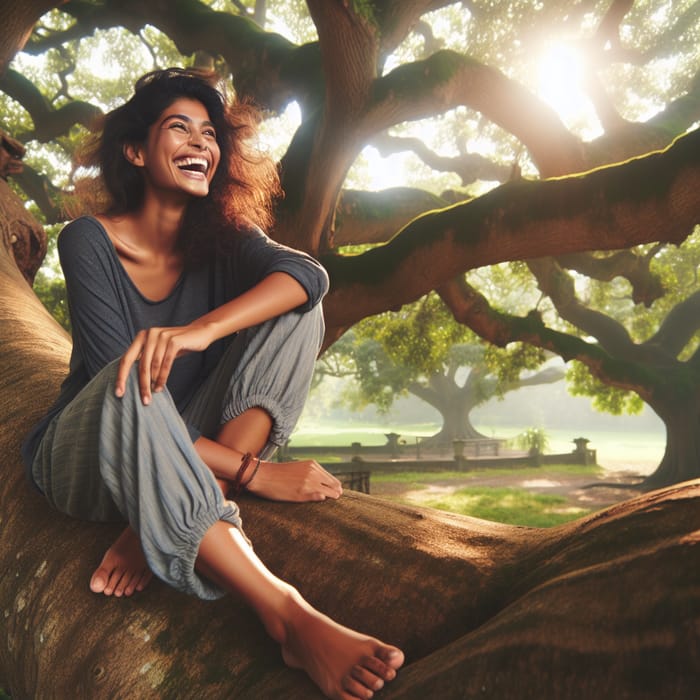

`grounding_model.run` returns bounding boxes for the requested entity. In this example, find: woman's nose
[188,131,205,149]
